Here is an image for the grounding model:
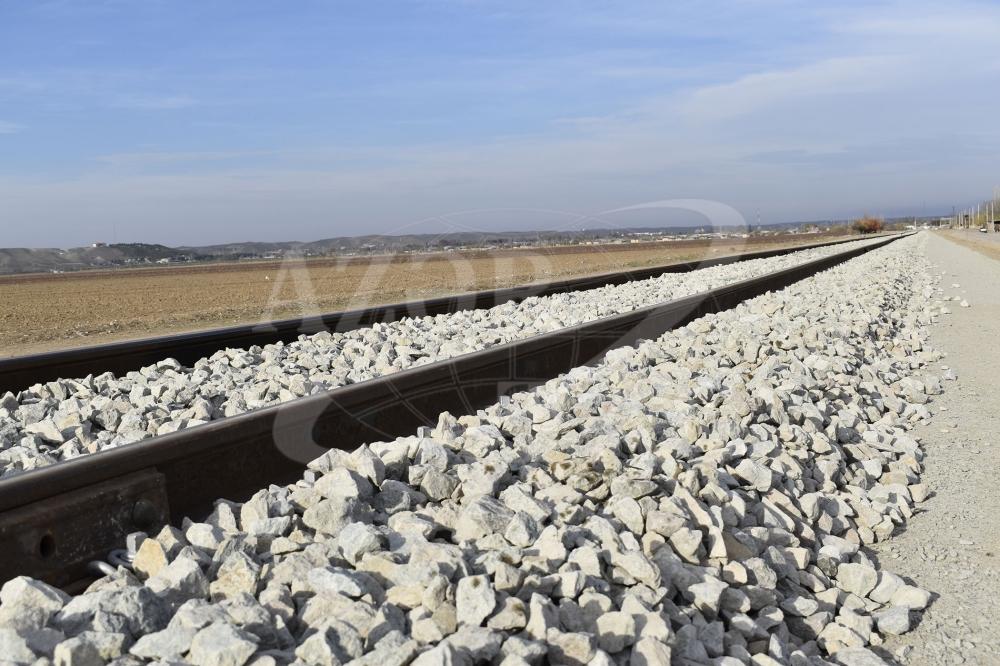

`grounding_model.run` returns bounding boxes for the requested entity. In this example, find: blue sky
[1,1,999,247]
